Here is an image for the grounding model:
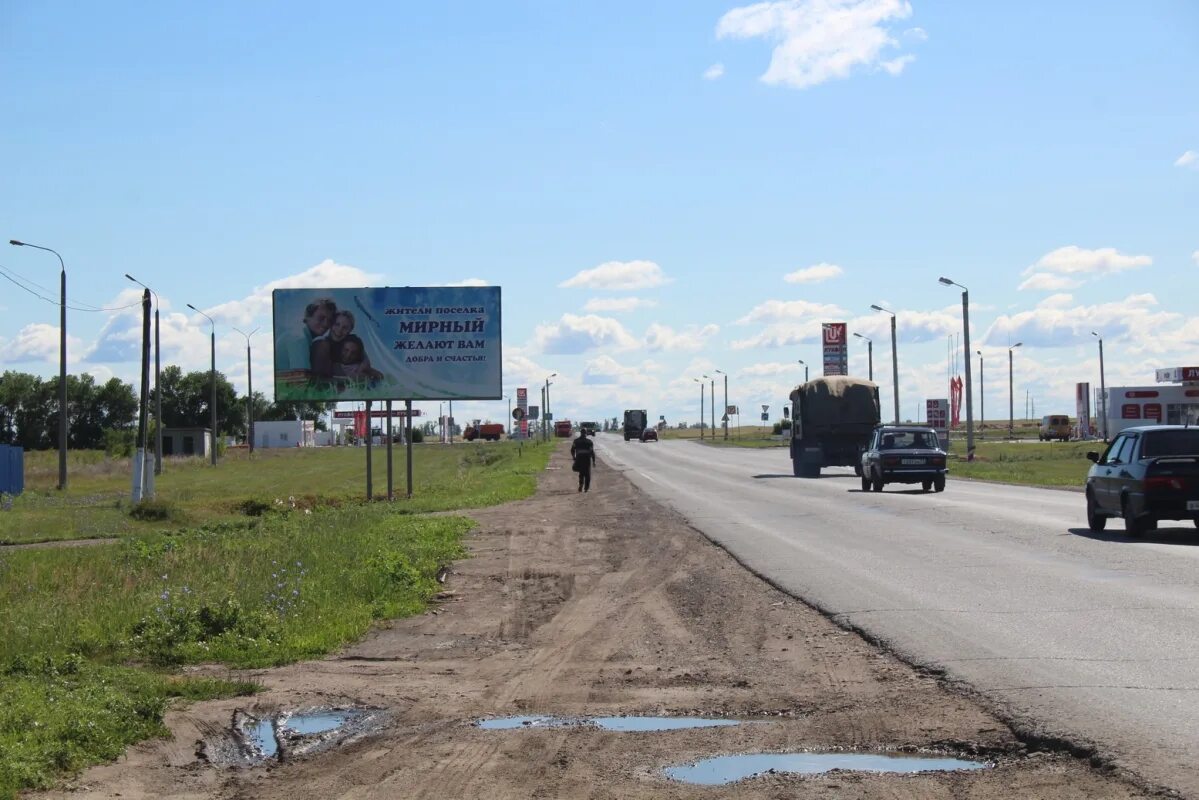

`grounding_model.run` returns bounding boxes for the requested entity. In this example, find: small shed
[162,427,212,458]
[256,420,316,448]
